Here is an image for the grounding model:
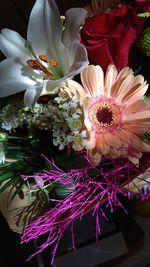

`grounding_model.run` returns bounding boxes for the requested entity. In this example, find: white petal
[42,42,88,95]
[27,0,63,56]
[0,29,28,58]
[0,58,36,97]
[24,86,42,108]
[62,8,87,46]
[66,41,88,75]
